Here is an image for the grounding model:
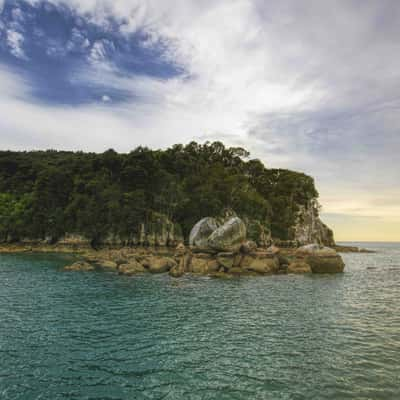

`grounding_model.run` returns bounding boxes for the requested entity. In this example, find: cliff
[291,199,335,246]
